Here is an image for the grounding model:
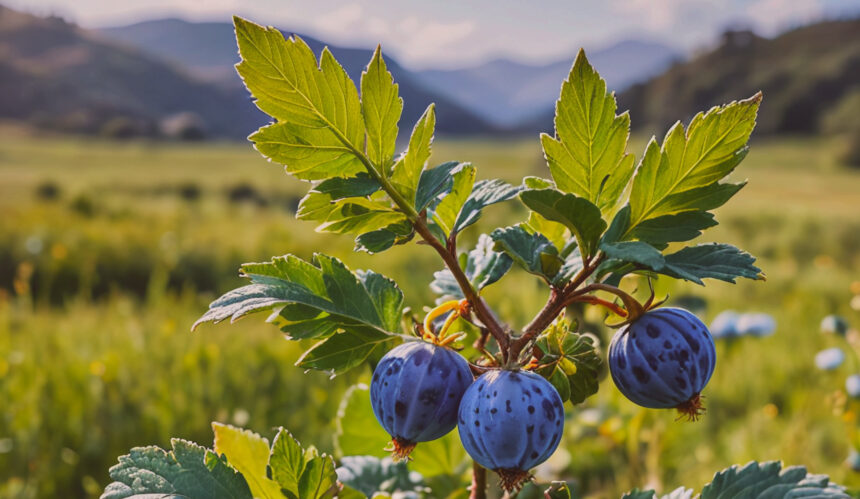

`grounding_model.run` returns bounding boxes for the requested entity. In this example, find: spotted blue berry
[457,369,564,491]
[609,307,716,418]
[370,341,472,458]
